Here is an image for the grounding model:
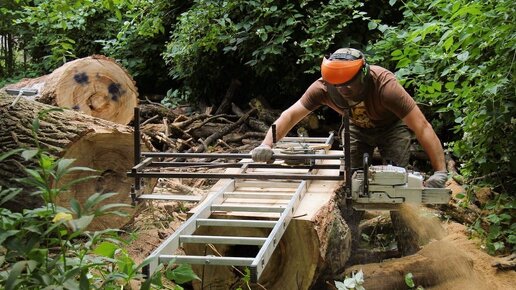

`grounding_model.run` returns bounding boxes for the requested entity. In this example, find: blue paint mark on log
[74,72,89,85]
[108,82,122,101]
[72,105,80,110]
